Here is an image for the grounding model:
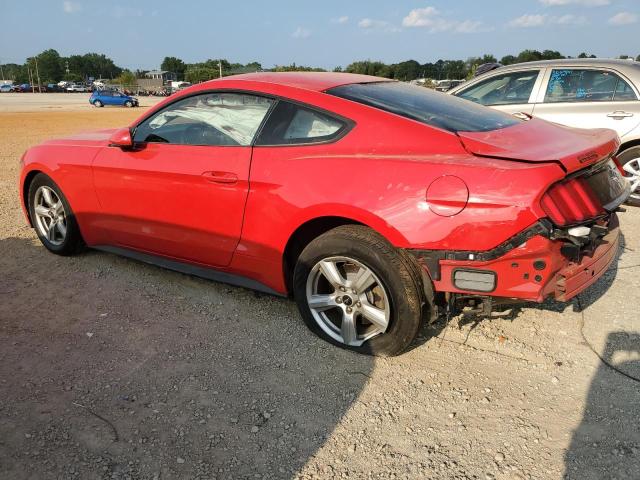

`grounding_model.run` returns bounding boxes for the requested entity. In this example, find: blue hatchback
[90,90,139,107]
